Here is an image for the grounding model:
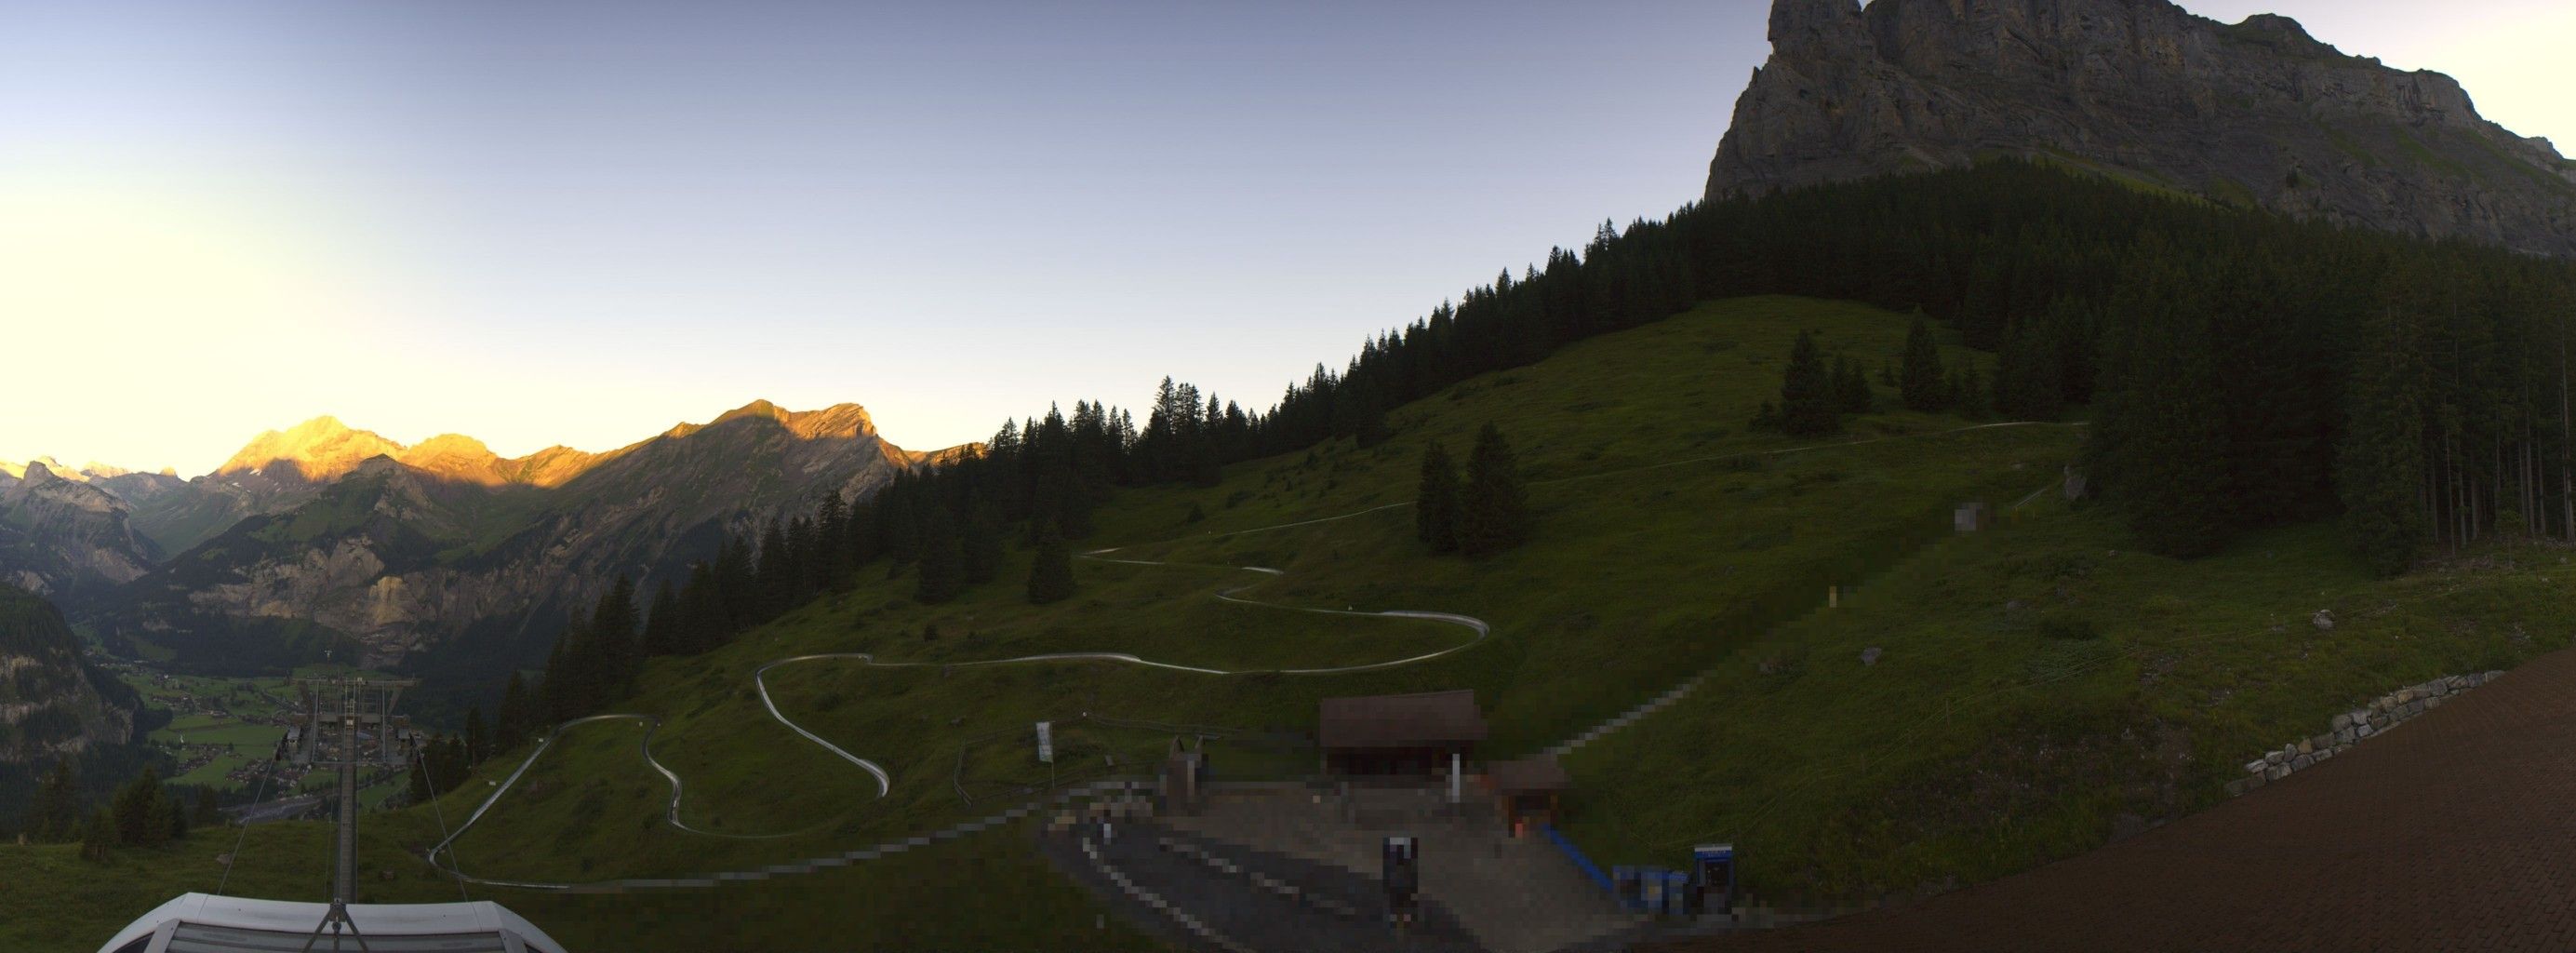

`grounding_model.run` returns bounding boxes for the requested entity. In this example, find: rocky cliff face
[100,400,944,674]
[0,463,165,599]
[0,585,140,763]
[1710,0,2576,257]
